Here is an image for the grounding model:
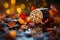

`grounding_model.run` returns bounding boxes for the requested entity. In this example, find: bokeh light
[9,30,17,37]
[6,9,11,15]
[20,4,25,9]
[17,7,22,13]
[11,0,16,4]
[4,2,9,9]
